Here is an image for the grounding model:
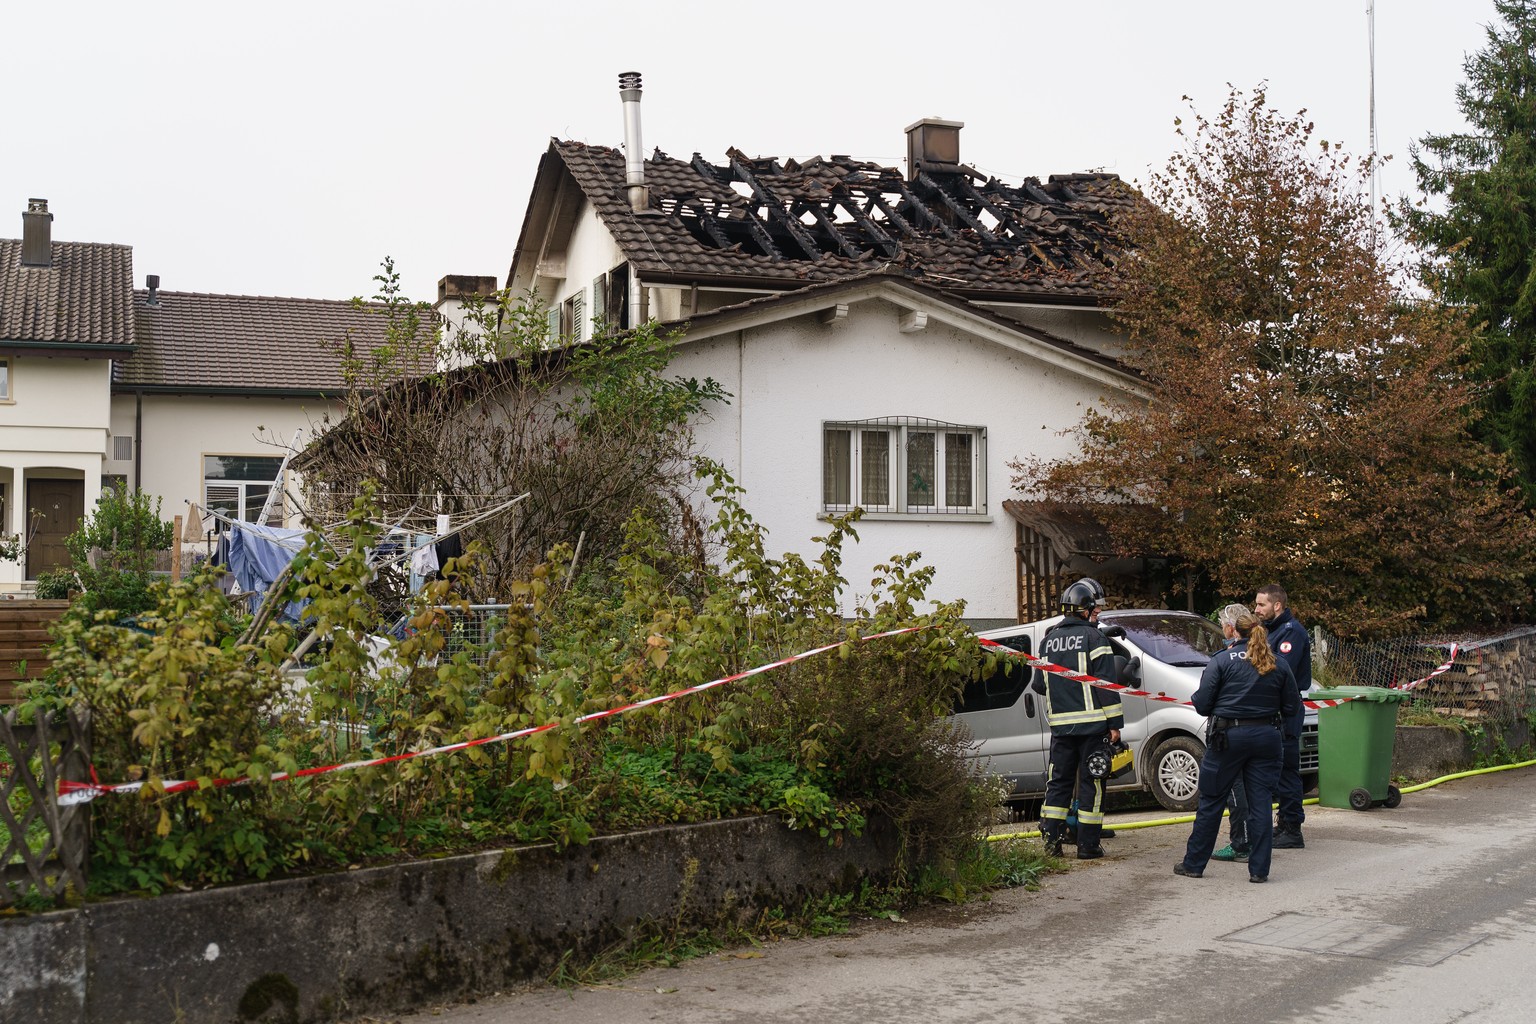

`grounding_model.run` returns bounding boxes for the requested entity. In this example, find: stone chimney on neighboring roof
[21,198,53,267]
[436,275,500,304]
